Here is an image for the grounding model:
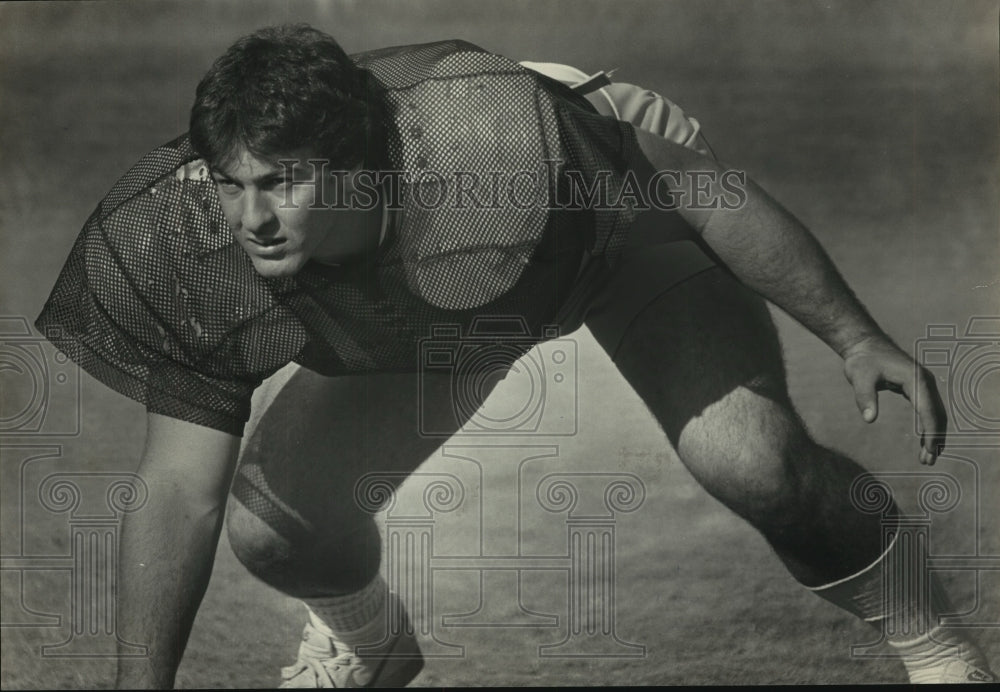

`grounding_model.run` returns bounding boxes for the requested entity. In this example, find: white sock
[302,574,388,657]
[807,533,994,683]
